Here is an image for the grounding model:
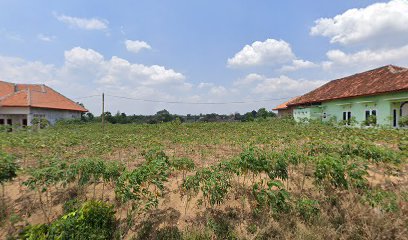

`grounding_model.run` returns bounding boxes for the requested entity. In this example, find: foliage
[398,115,408,127]
[362,189,399,213]
[314,156,348,189]
[183,165,232,207]
[21,201,116,240]
[296,197,320,222]
[115,149,171,211]
[0,151,18,185]
[252,180,290,214]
